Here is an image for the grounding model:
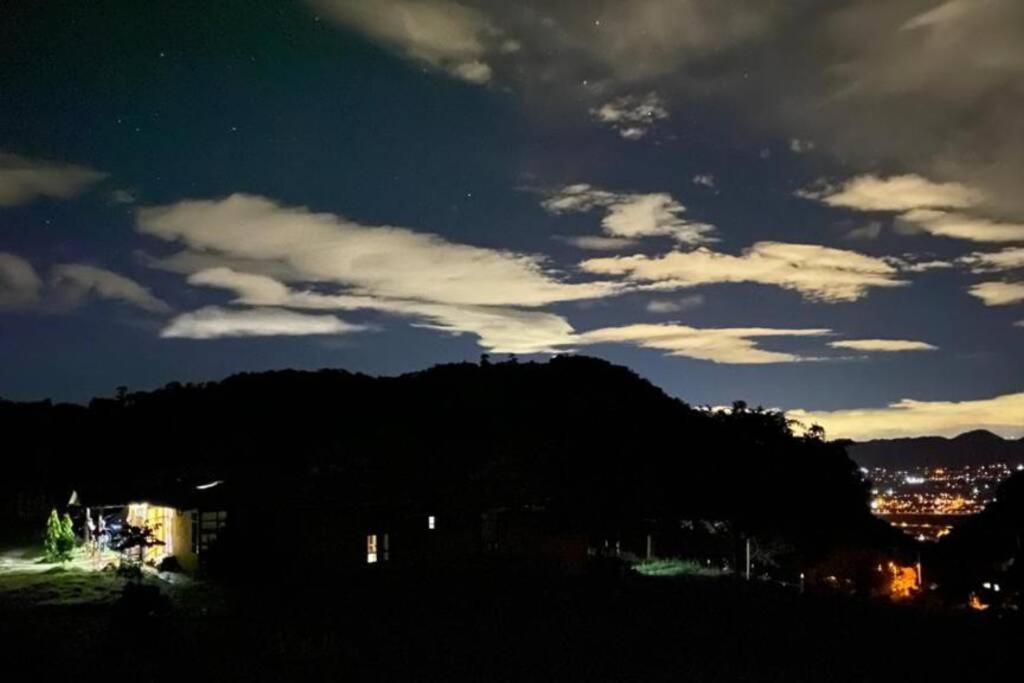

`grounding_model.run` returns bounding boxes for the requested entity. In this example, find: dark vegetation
[1,568,1018,683]
[2,355,897,575]
[3,355,1023,681]
[931,470,1024,600]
